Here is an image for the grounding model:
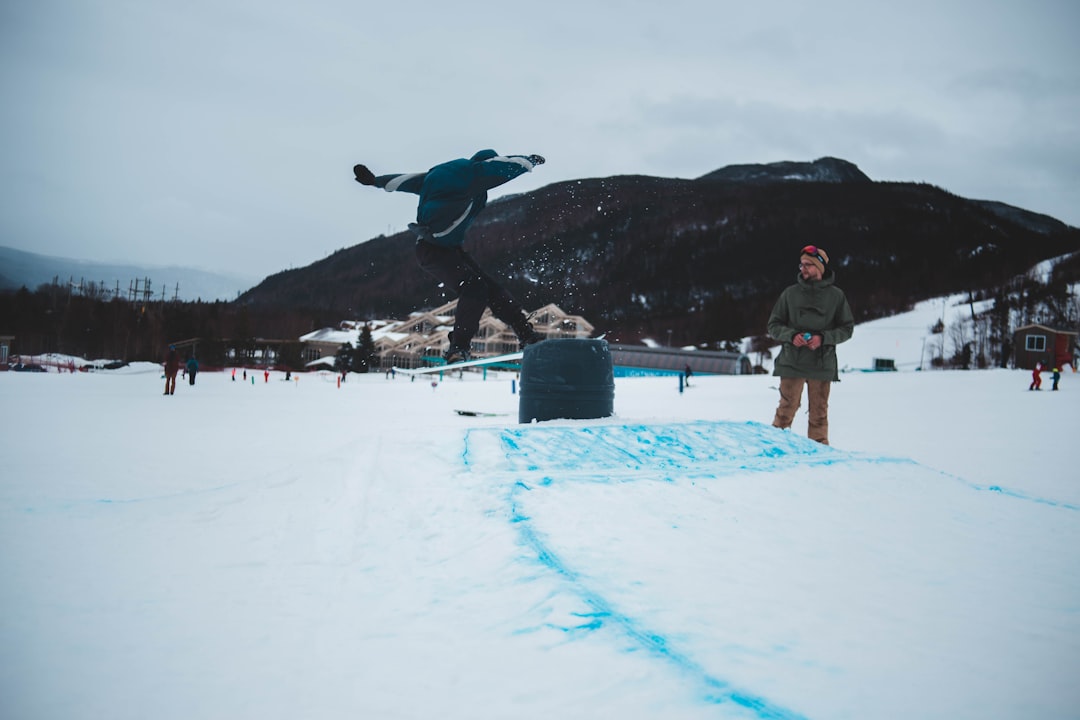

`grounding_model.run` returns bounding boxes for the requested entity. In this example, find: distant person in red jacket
[1029,362,1043,391]
[163,345,180,395]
